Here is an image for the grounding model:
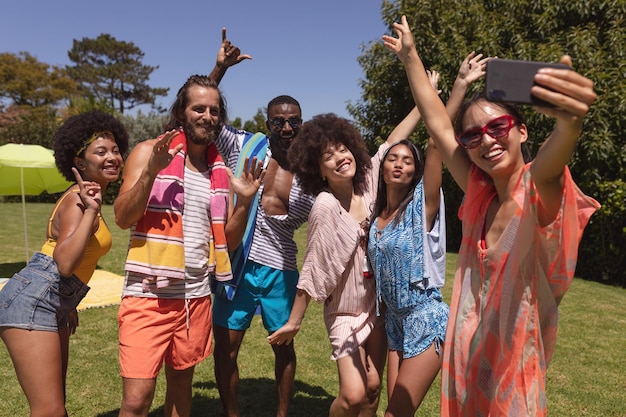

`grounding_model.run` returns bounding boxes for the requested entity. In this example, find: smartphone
[485,59,570,106]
